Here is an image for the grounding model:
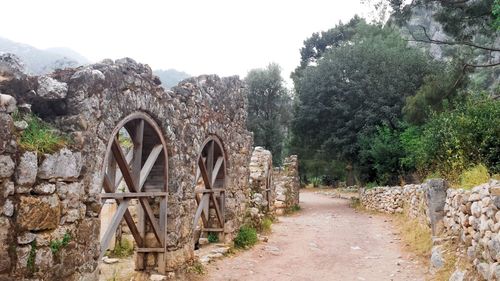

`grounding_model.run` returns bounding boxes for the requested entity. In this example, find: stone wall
[273,155,300,215]
[443,180,500,280]
[360,179,500,280]
[0,55,253,280]
[247,147,273,225]
[360,179,450,234]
